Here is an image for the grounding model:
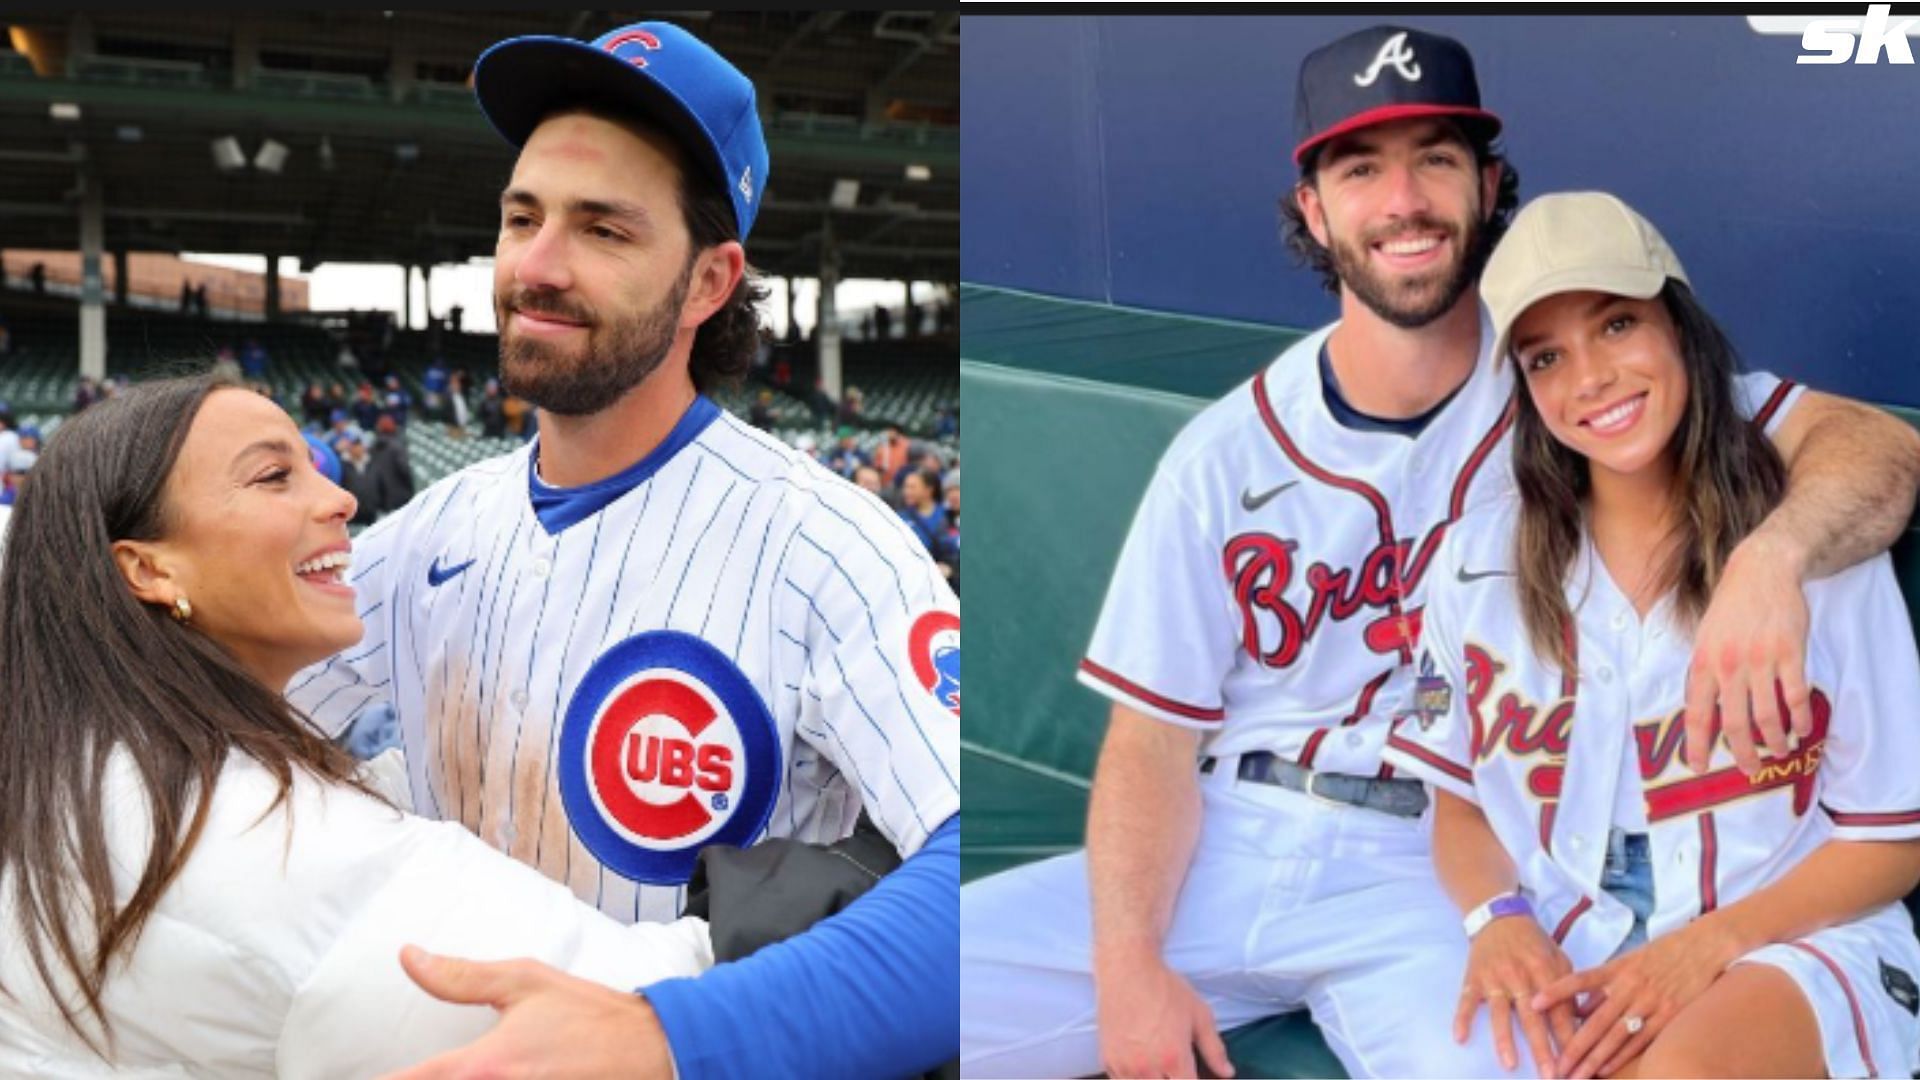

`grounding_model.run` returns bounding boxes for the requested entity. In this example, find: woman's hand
[1532,919,1739,1079]
[1455,915,1578,1077]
